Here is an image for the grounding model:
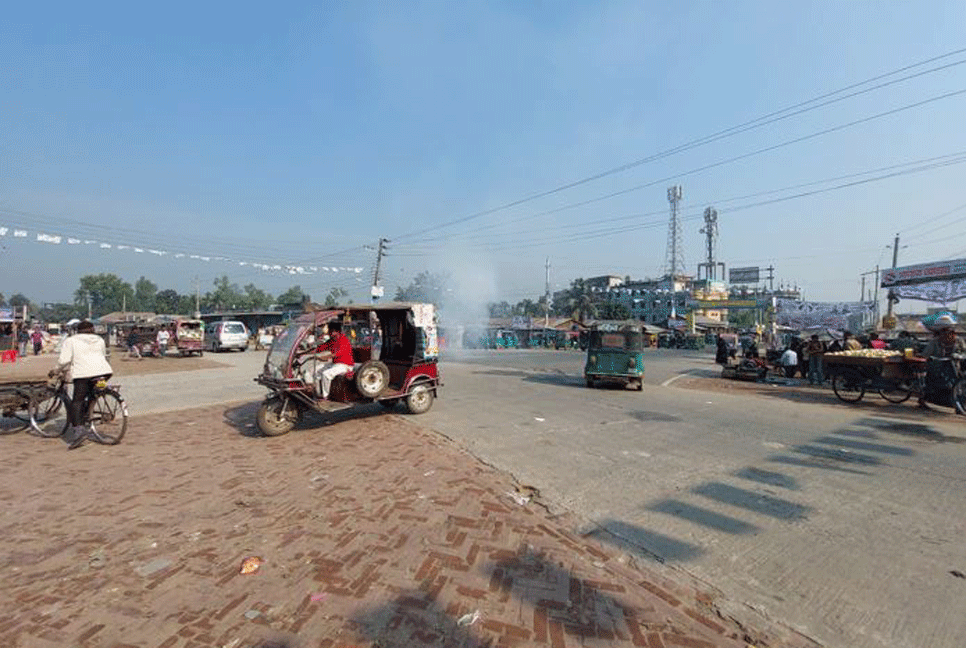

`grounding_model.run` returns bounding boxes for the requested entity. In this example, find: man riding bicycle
[52,320,113,449]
